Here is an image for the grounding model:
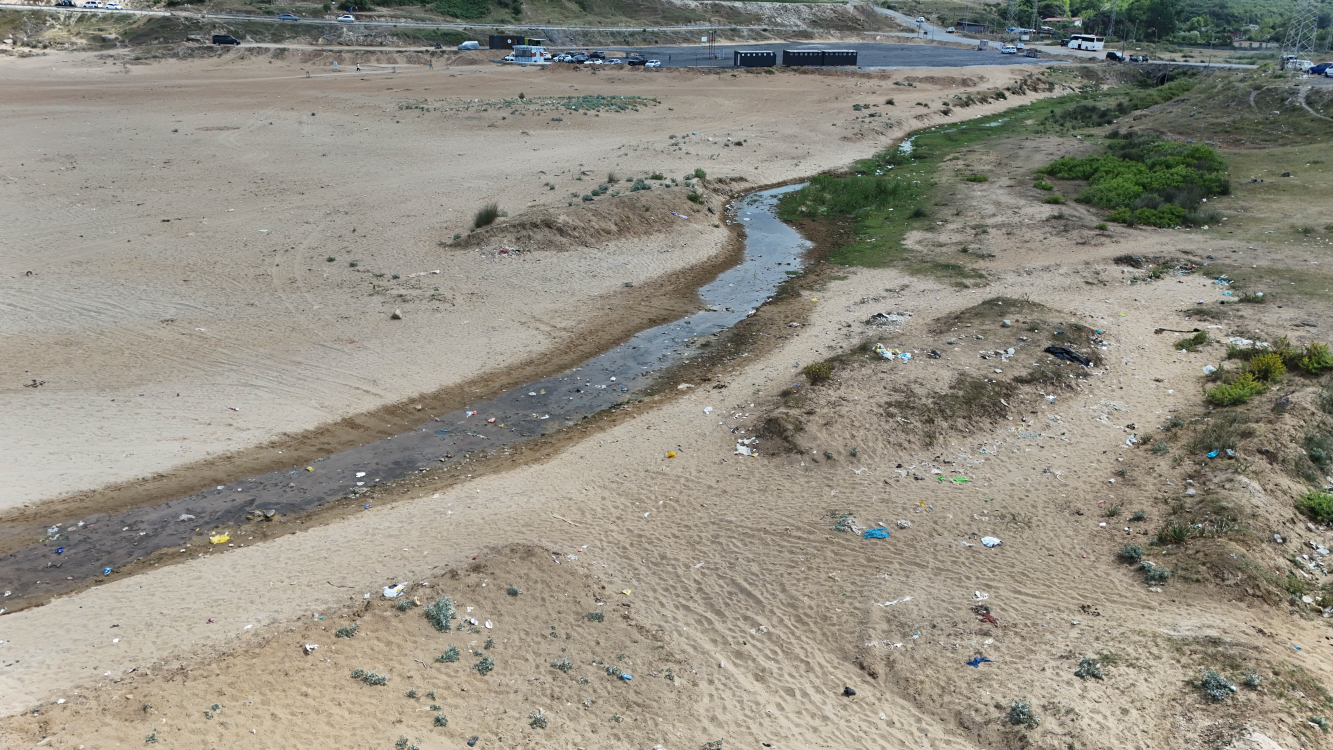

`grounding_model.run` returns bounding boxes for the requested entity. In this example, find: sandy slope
[0,51,1041,511]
